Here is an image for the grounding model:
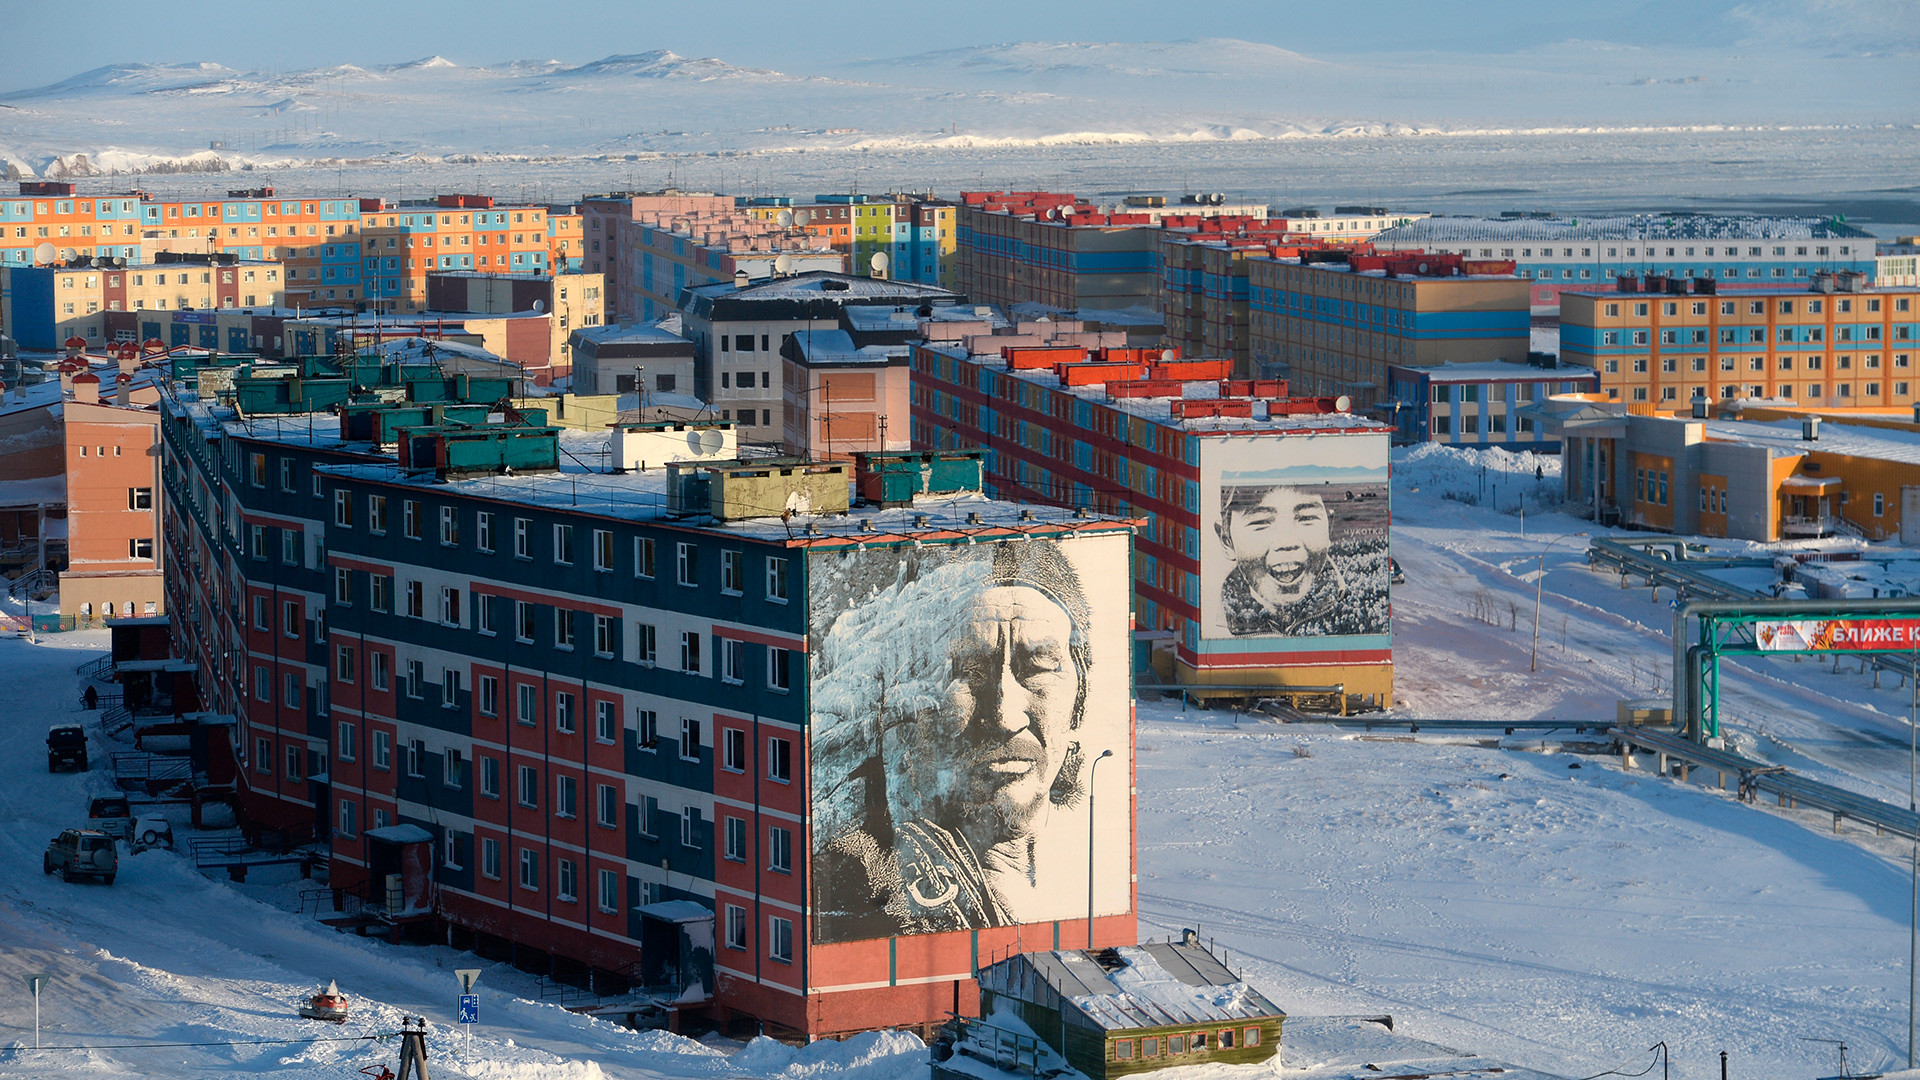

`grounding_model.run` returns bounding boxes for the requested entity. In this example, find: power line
[11,1031,397,1053]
